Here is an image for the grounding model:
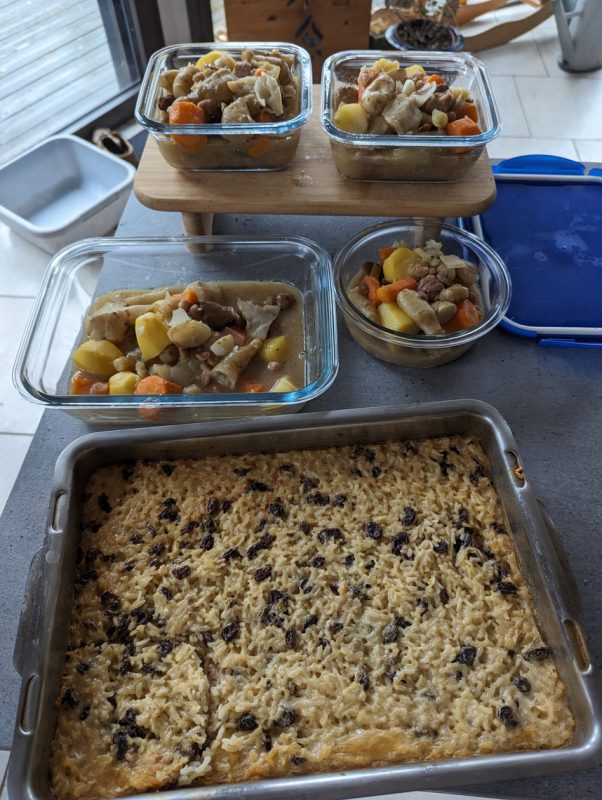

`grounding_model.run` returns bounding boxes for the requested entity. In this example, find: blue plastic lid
[476,156,602,344]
